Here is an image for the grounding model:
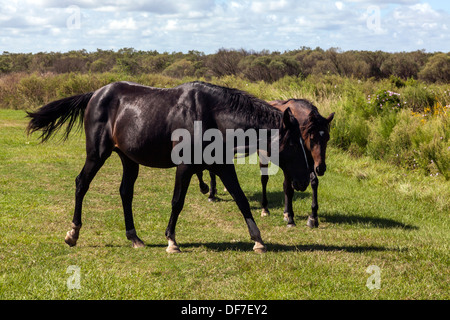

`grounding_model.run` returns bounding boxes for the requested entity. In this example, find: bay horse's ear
[327,112,335,123]
[282,107,294,129]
